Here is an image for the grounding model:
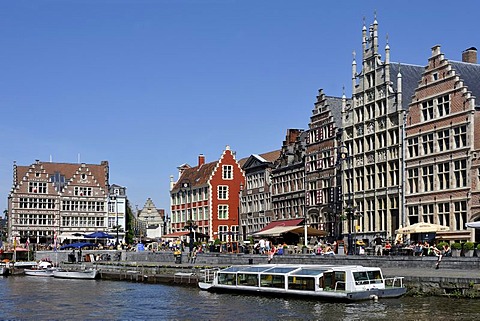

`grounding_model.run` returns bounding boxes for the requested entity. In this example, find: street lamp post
[181,179,194,252]
[333,143,348,252]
